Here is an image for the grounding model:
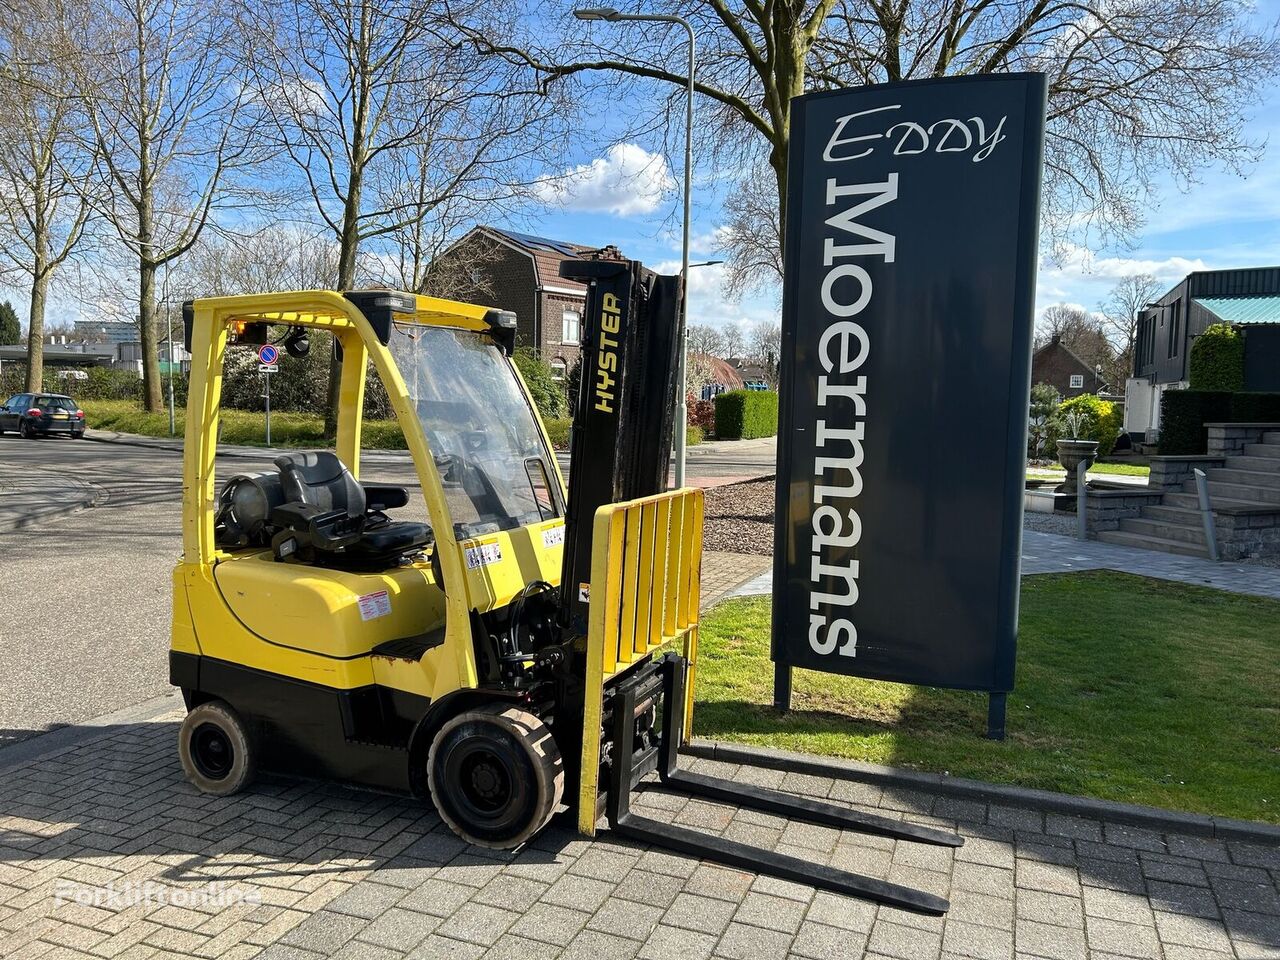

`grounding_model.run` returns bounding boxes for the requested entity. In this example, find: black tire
[178,701,256,796]
[19,421,35,440]
[428,705,563,849]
